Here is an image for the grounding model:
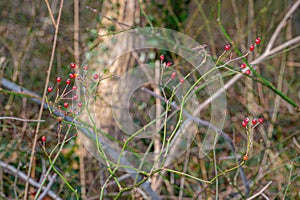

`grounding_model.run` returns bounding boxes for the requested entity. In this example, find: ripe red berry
[70,63,76,69]
[78,102,82,107]
[166,61,173,67]
[255,38,261,45]
[171,72,177,79]
[242,121,247,127]
[244,117,250,123]
[258,117,264,123]
[179,78,185,83]
[69,73,75,79]
[41,136,46,142]
[56,77,62,83]
[252,119,257,125]
[73,95,78,100]
[240,63,246,69]
[243,155,248,161]
[66,79,71,85]
[83,65,88,71]
[224,44,231,51]
[160,55,165,61]
[47,86,53,93]
[63,102,69,108]
[249,44,255,51]
[72,86,77,90]
[93,73,99,79]
[245,70,251,75]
